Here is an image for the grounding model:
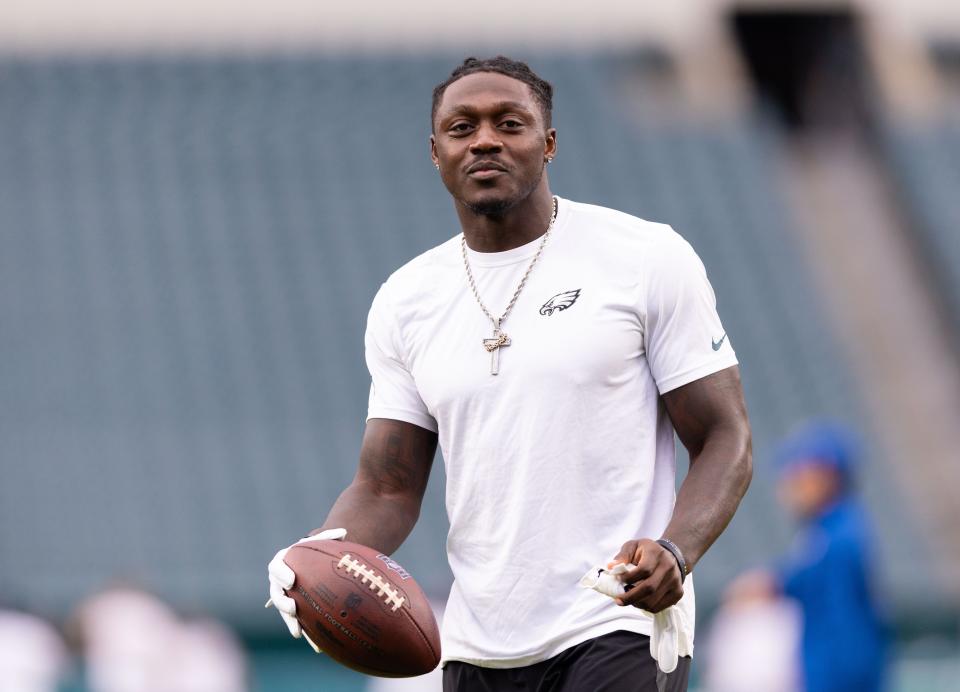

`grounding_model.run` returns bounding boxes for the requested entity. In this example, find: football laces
[337,554,407,612]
